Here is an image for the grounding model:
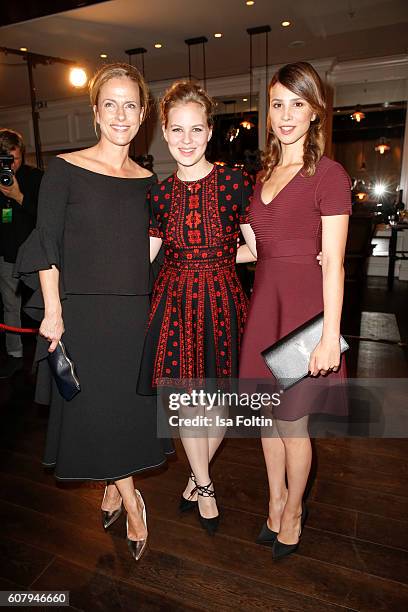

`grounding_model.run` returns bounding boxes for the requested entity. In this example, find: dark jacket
[0,164,43,263]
